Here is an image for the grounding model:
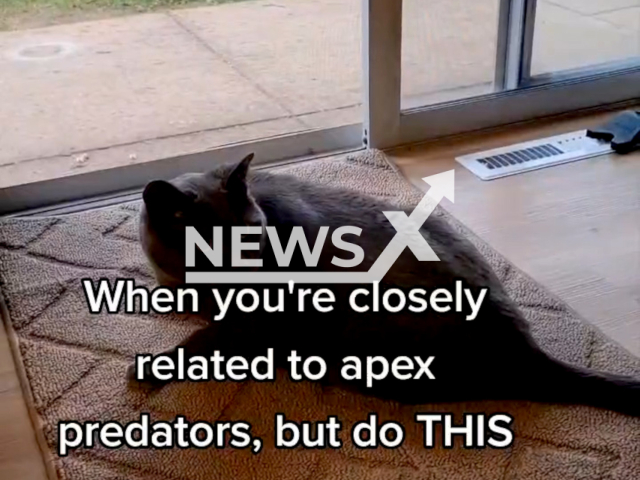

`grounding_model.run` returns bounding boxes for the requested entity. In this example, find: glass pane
[0,0,361,189]
[531,0,640,75]
[401,0,500,110]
